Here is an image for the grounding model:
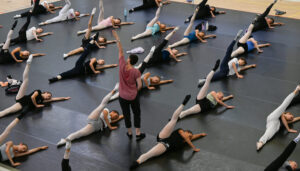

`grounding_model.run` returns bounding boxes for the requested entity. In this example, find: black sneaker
[136,133,146,141]
[126,132,132,139]
[130,161,139,170]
